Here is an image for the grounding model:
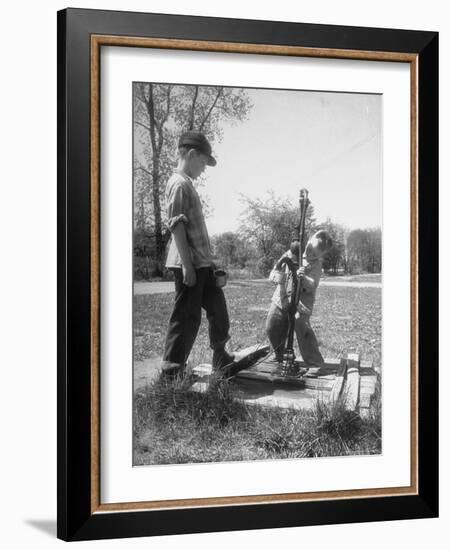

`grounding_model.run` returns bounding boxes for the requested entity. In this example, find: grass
[322,273,382,283]
[134,374,381,465]
[134,280,381,370]
[133,279,382,465]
